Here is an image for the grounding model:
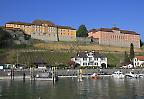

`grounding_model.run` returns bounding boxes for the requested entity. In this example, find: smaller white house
[133,56,144,68]
[120,62,133,69]
[71,51,107,68]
